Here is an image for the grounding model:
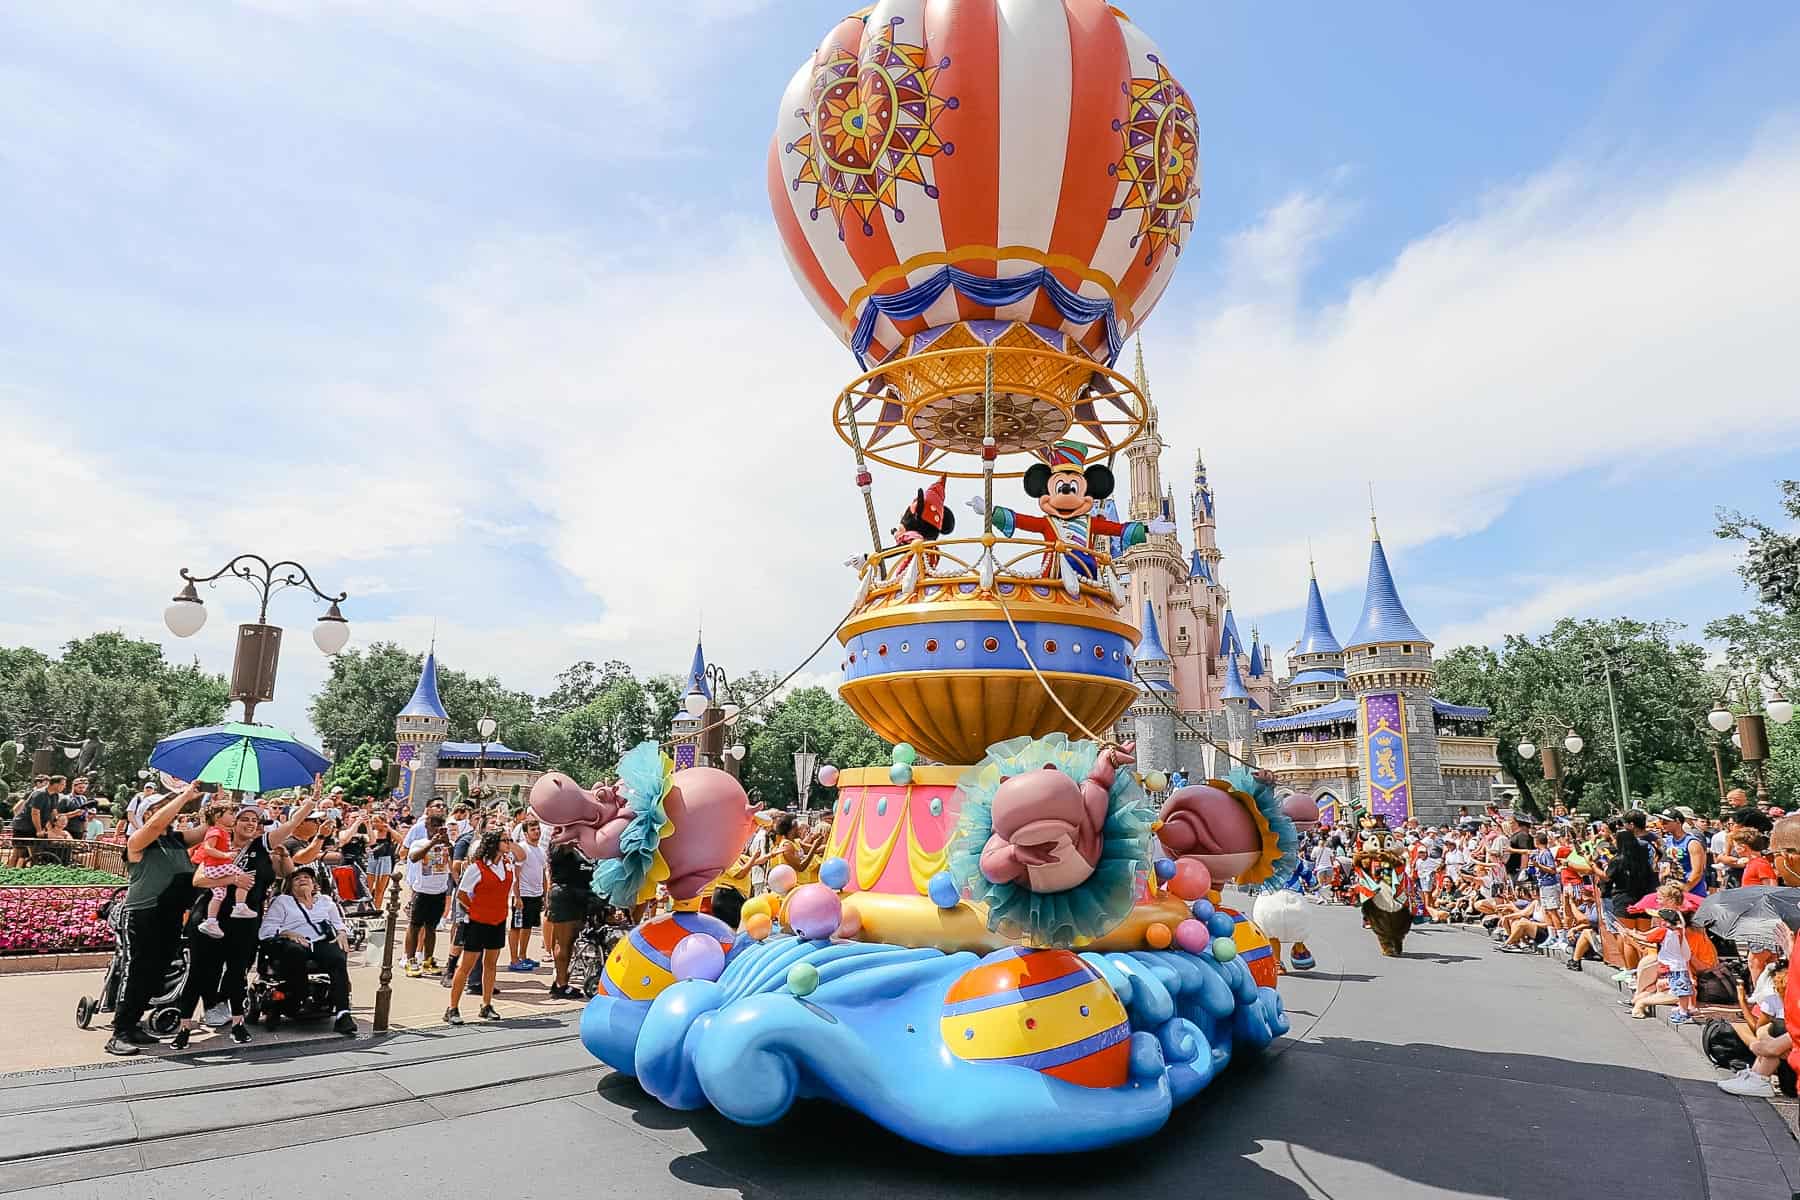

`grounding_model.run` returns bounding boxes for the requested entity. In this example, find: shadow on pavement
[587,1035,1703,1200]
